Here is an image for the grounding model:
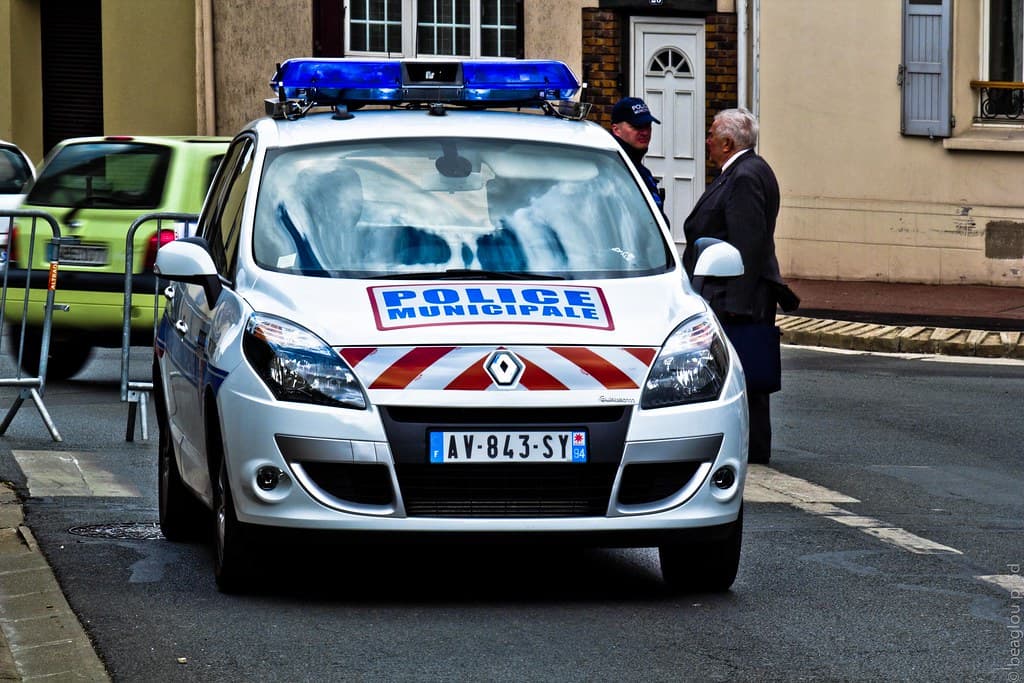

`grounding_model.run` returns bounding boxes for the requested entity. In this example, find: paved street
[0,345,1021,681]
